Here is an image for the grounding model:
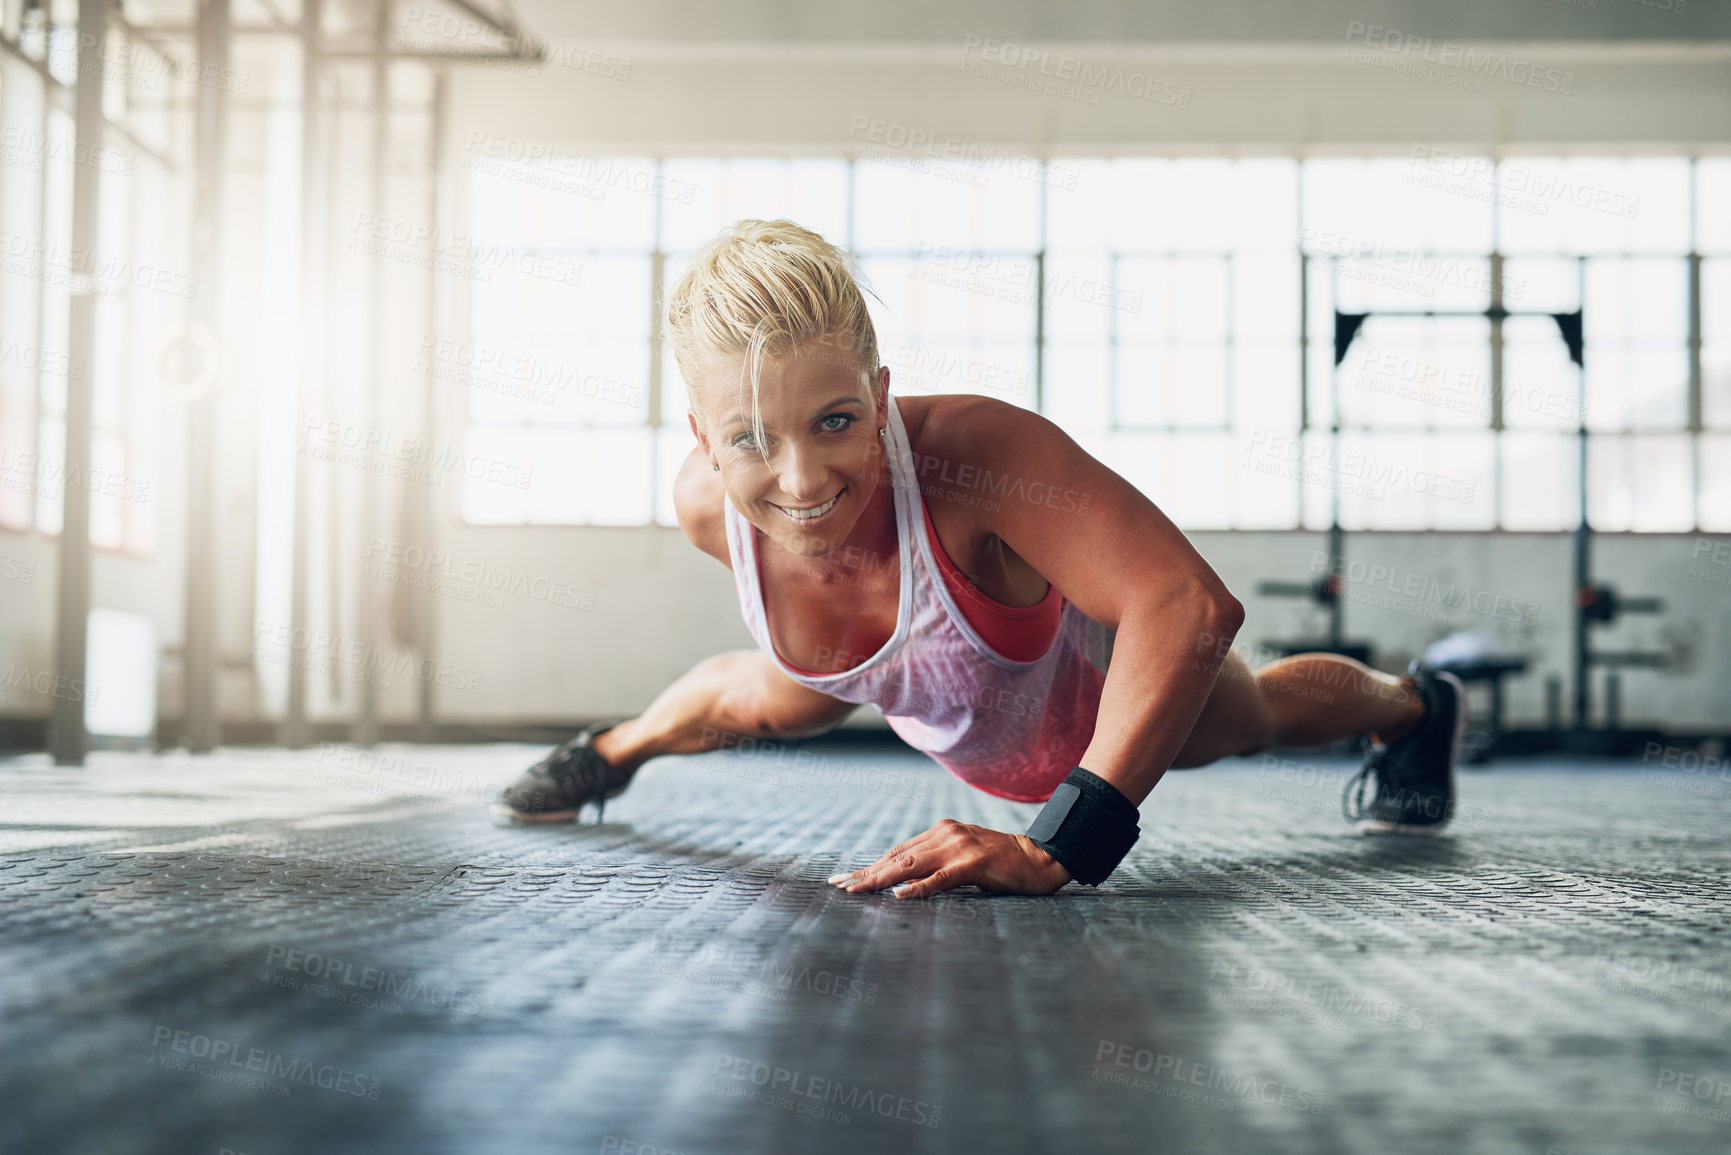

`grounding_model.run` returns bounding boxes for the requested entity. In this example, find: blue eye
[820,414,853,433]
